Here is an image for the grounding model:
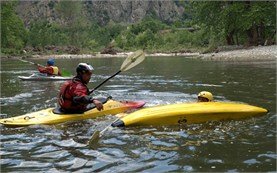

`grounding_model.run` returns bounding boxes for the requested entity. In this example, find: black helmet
[76,63,94,74]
